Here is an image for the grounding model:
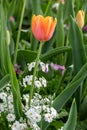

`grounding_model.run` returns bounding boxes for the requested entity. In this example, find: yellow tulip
[76,10,85,29]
